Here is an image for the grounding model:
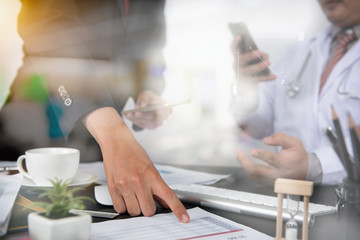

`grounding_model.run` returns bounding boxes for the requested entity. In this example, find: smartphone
[228,22,270,76]
[121,99,191,115]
